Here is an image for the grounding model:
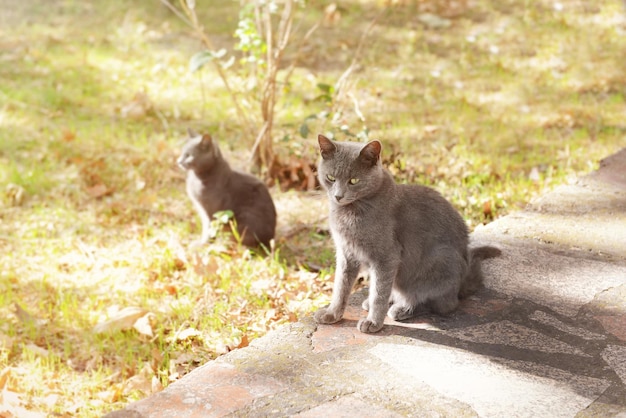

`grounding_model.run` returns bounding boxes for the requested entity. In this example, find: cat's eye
[326,174,336,182]
[349,178,360,185]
